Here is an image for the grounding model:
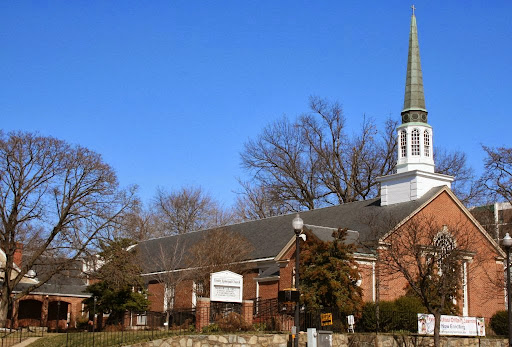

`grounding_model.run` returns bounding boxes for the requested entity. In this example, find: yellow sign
[321,313,333,326]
